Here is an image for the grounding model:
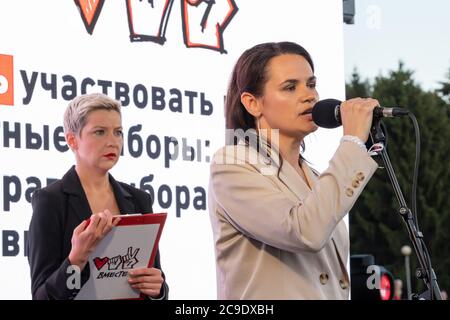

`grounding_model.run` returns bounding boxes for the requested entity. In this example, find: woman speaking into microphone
[208,41,379,299]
